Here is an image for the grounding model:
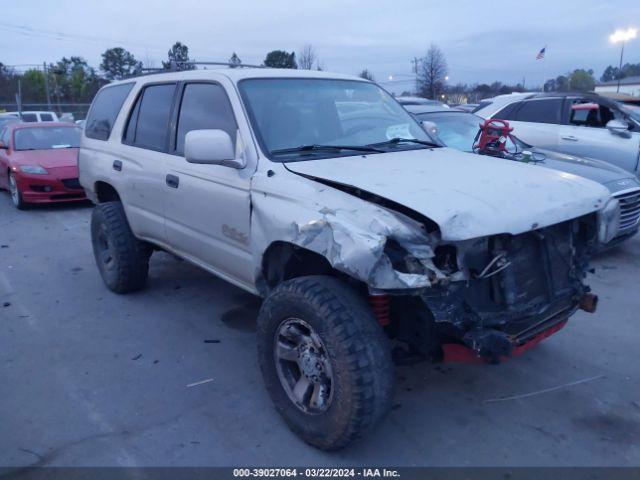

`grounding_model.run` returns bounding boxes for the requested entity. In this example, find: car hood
[528,148,639,193]
[11,148,79,169]
[284,147,609,241]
